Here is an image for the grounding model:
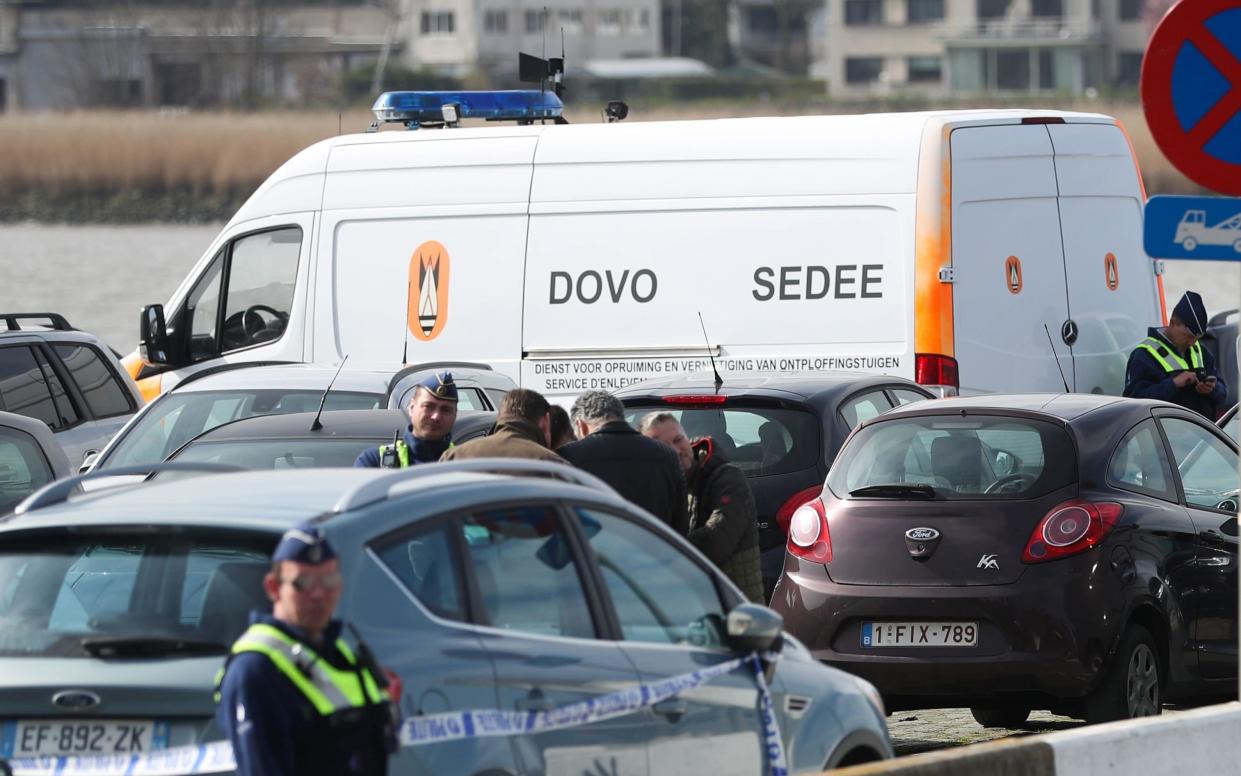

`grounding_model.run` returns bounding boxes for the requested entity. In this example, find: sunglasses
[279,572,343,593]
